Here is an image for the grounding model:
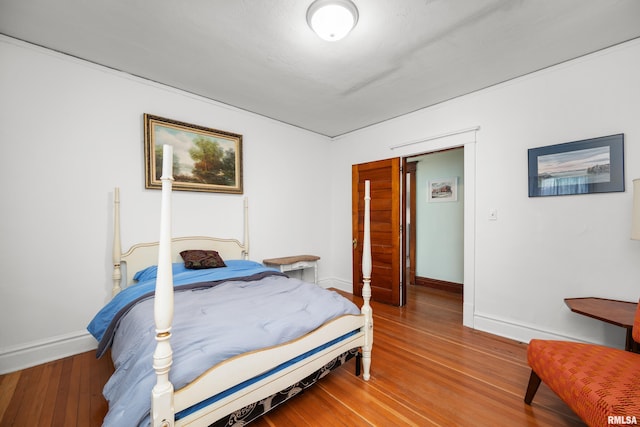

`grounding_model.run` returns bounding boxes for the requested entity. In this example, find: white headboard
[111,188,249,295]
